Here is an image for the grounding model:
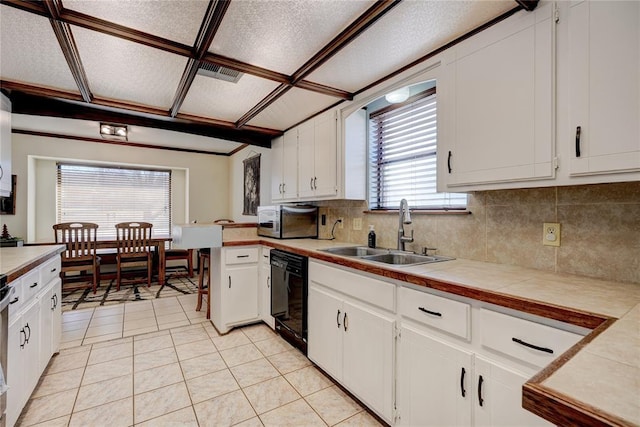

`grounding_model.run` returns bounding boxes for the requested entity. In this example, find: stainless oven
[0,274,12,427]
[270,249,308,354]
